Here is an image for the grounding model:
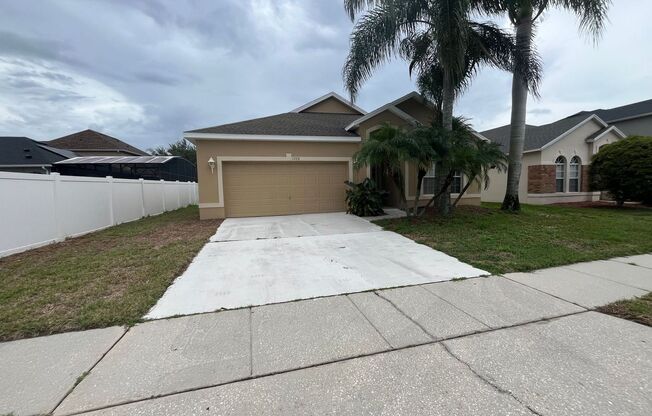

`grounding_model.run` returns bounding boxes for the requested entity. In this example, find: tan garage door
[223,161,348,217]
